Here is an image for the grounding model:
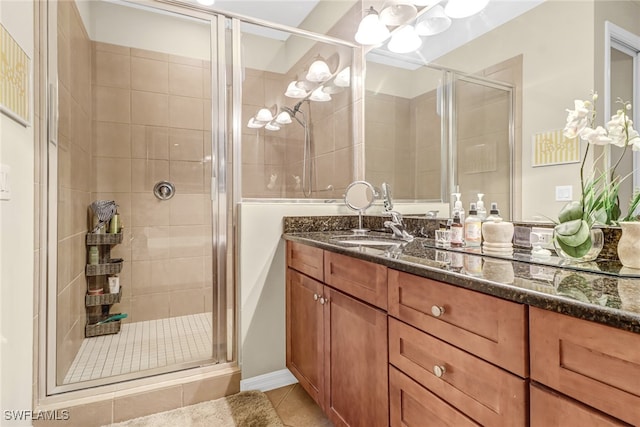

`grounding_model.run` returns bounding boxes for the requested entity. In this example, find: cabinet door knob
[319,297,327,305]
[433,365,446,378]
[313,293,319,301]
[431,305,445,317]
